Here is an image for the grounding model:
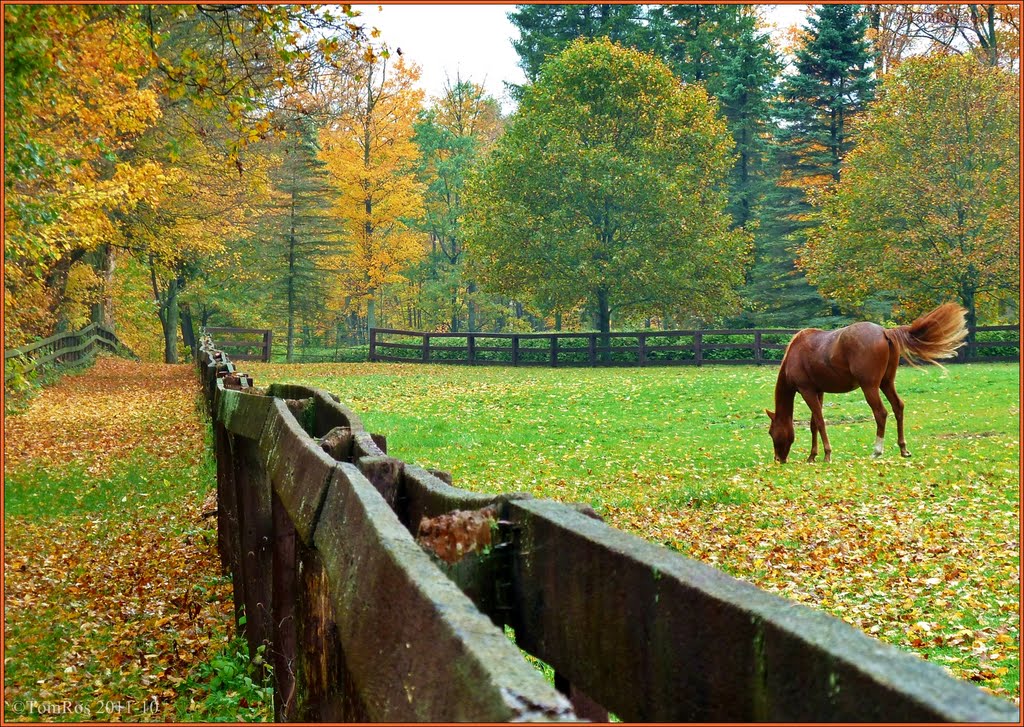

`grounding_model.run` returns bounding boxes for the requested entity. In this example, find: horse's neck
[774,371,796,420]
